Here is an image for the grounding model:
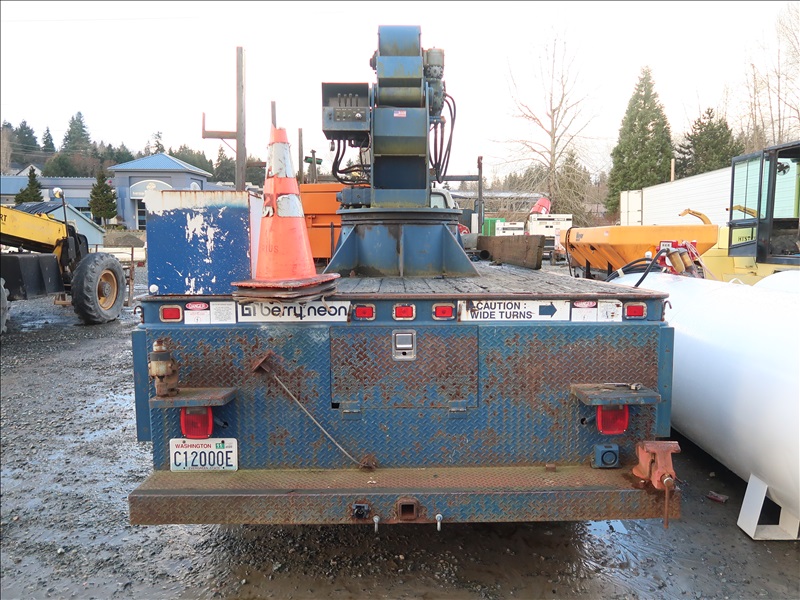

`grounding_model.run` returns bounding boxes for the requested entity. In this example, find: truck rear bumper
[129,465,679,525]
